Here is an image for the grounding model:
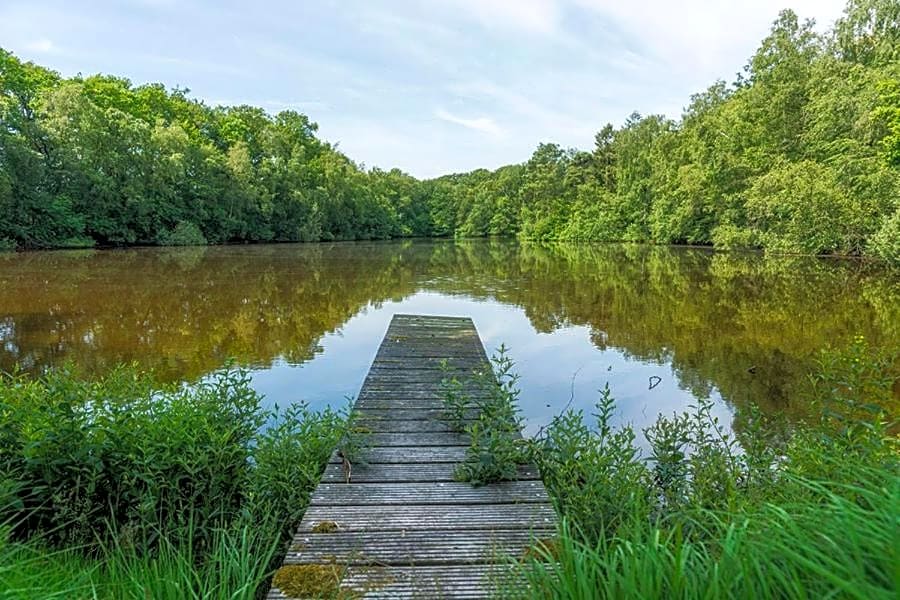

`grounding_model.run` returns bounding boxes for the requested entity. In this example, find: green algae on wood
[272,563,345,598]
[311,520,339,533]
